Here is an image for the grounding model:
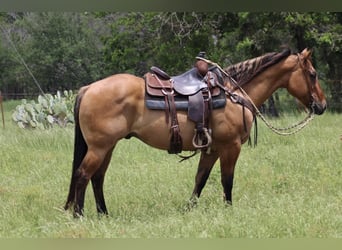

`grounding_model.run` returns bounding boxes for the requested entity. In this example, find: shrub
[12,90,75,129]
